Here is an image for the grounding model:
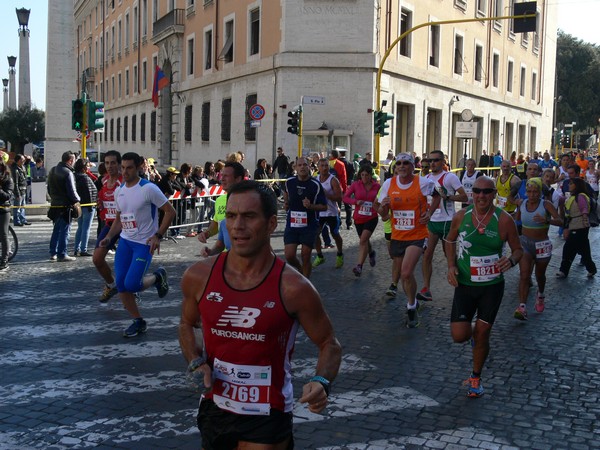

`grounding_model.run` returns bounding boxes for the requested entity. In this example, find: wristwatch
[188,356,207,372]
[155,232,163,239]
[310,375,331,396]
